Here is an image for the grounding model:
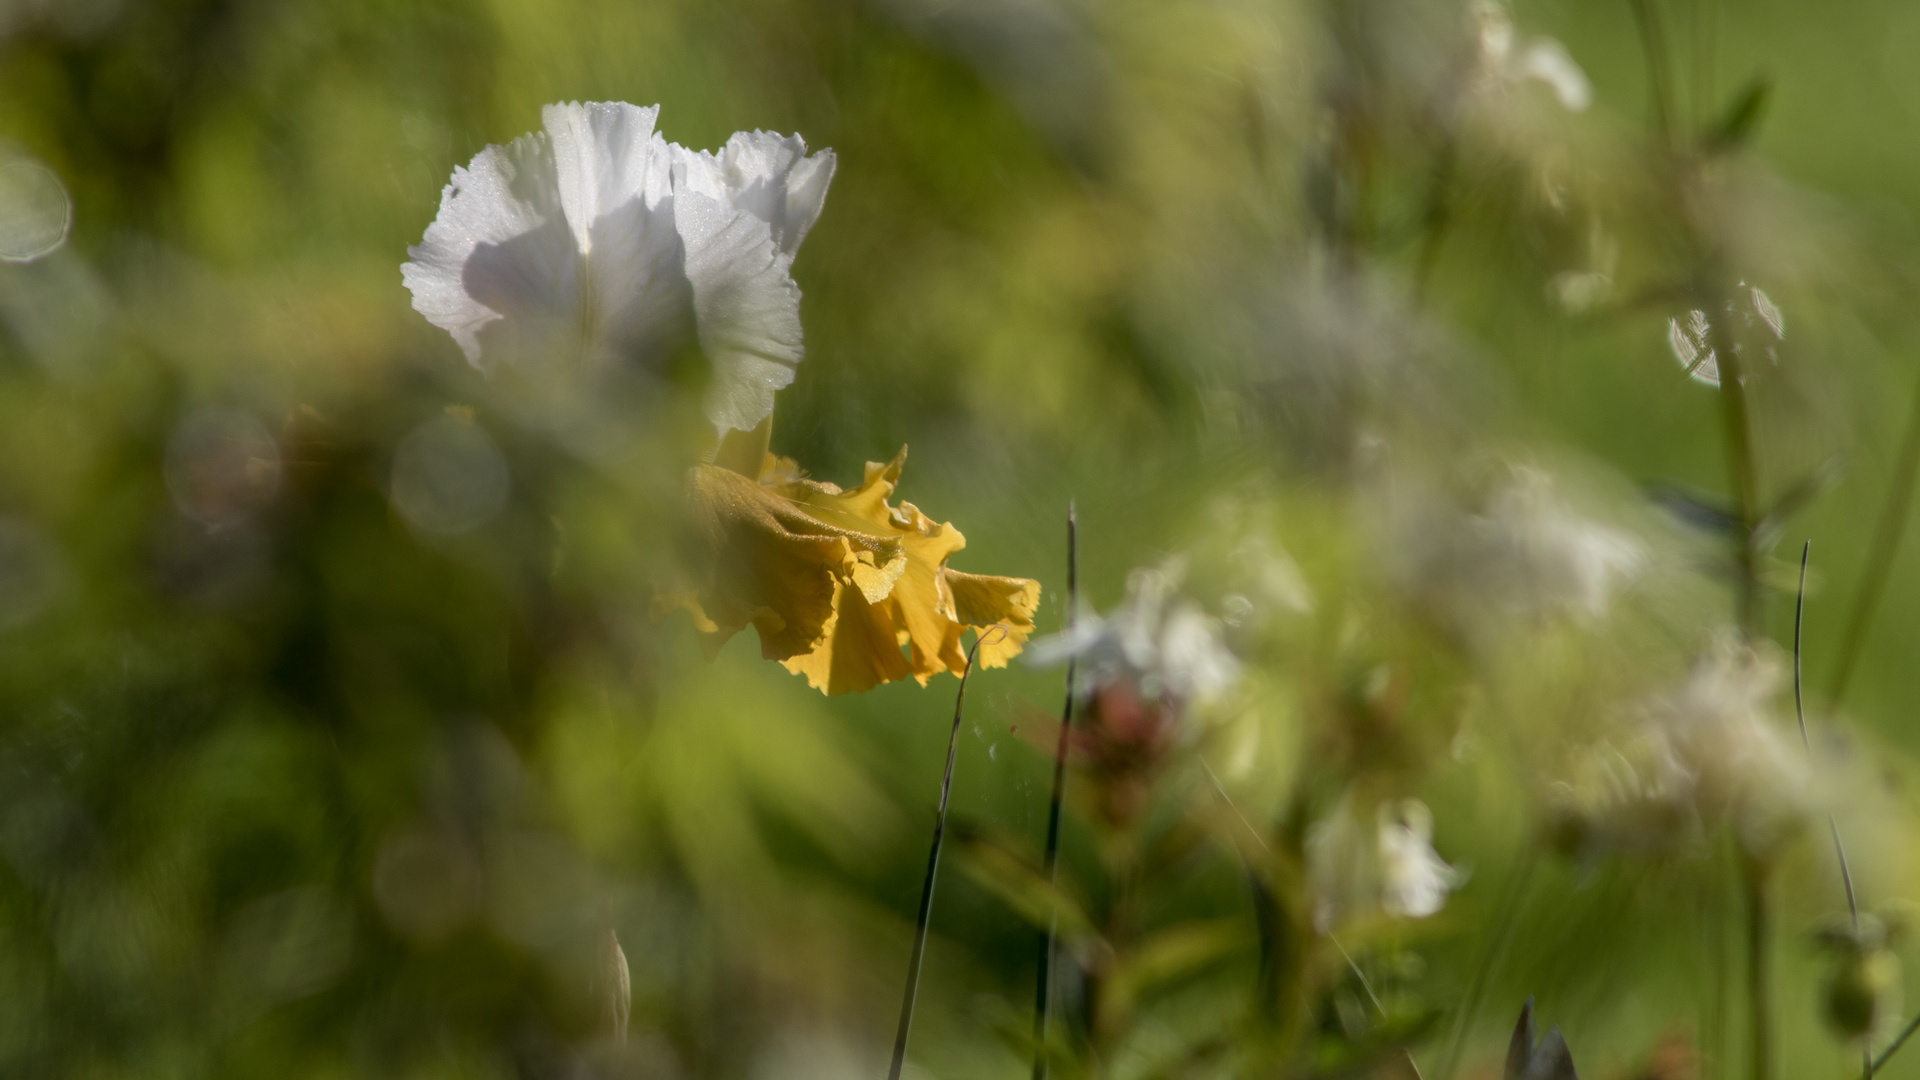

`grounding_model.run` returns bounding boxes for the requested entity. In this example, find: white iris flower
[402,102,835,435]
